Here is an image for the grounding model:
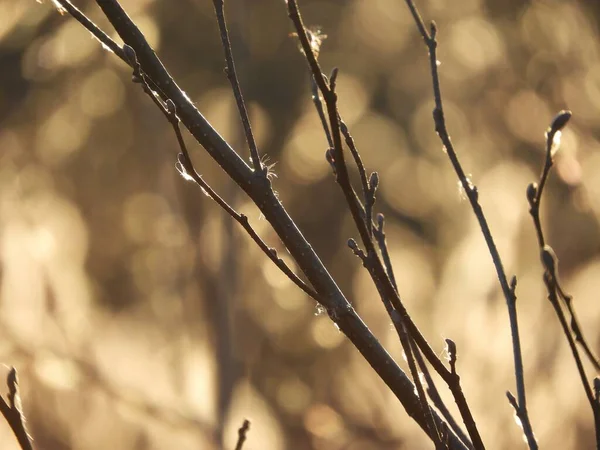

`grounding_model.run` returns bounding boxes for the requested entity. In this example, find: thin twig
[339,119,373,235]
[541,247,599,444]
[311,78,333,149]
[373,214,398,292]
[234,419,250,450]
[52,0,126,61]
[212,0,263,173]
[527,111,600,371]
[403,1,531,448]
[527,111,600,445]
[0,368,33,450]
[413,349,474,450]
